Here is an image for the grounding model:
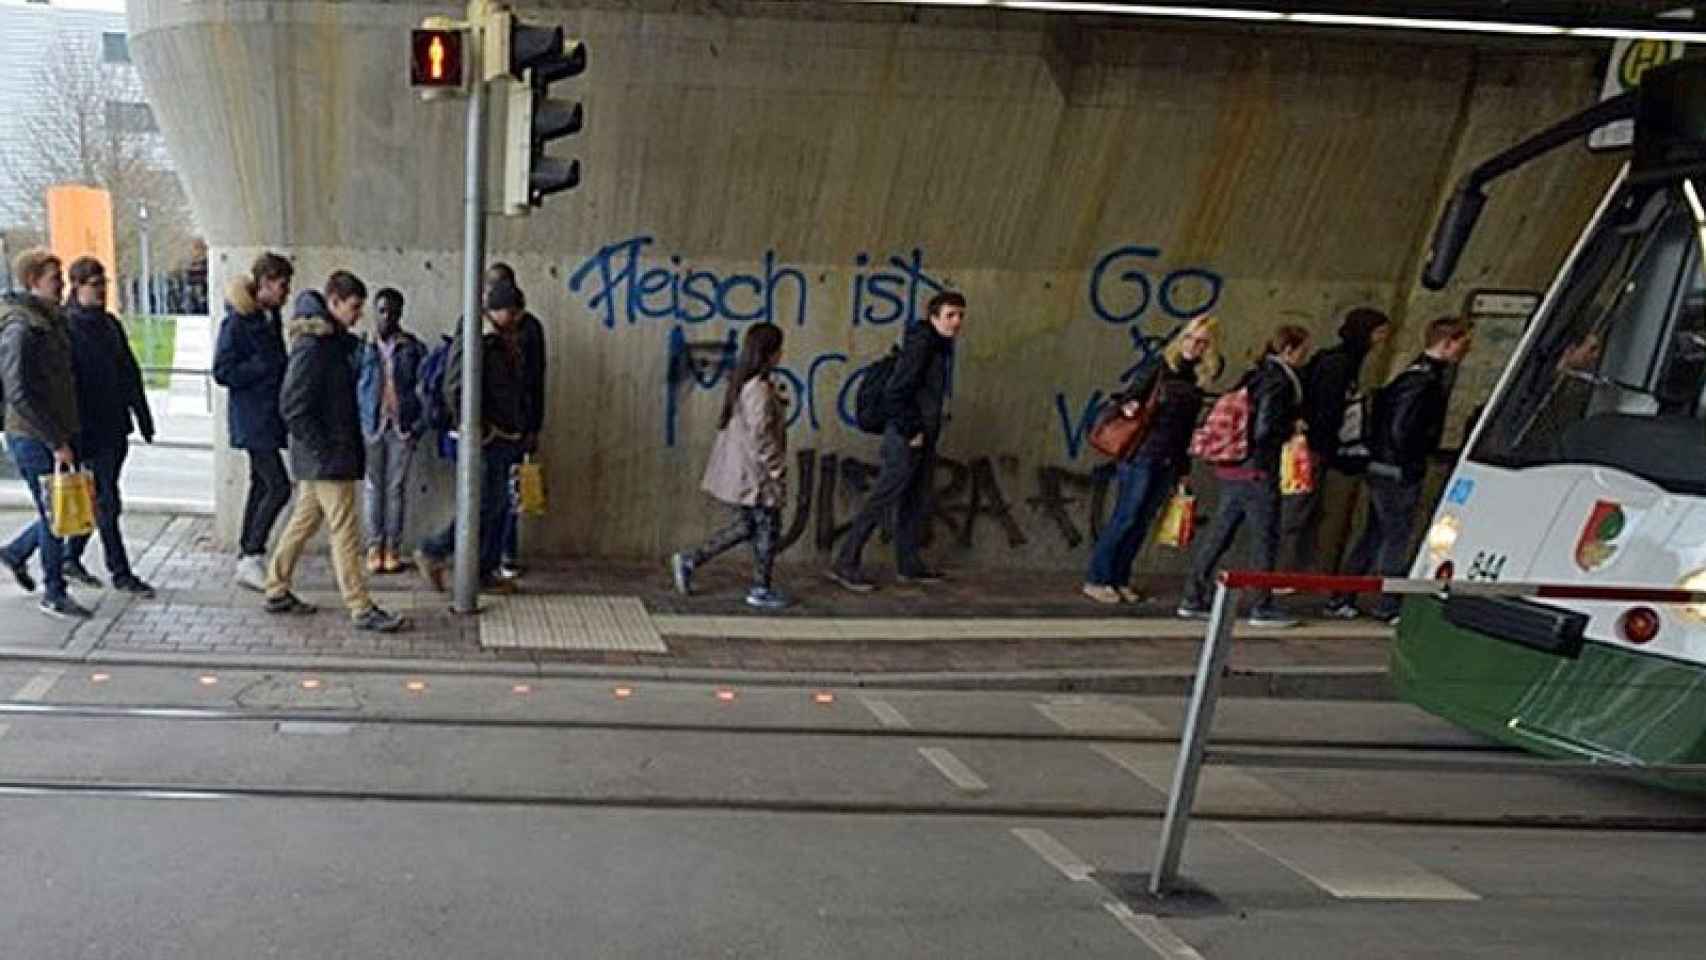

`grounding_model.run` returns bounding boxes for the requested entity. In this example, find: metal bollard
[1149,580,1240,896]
